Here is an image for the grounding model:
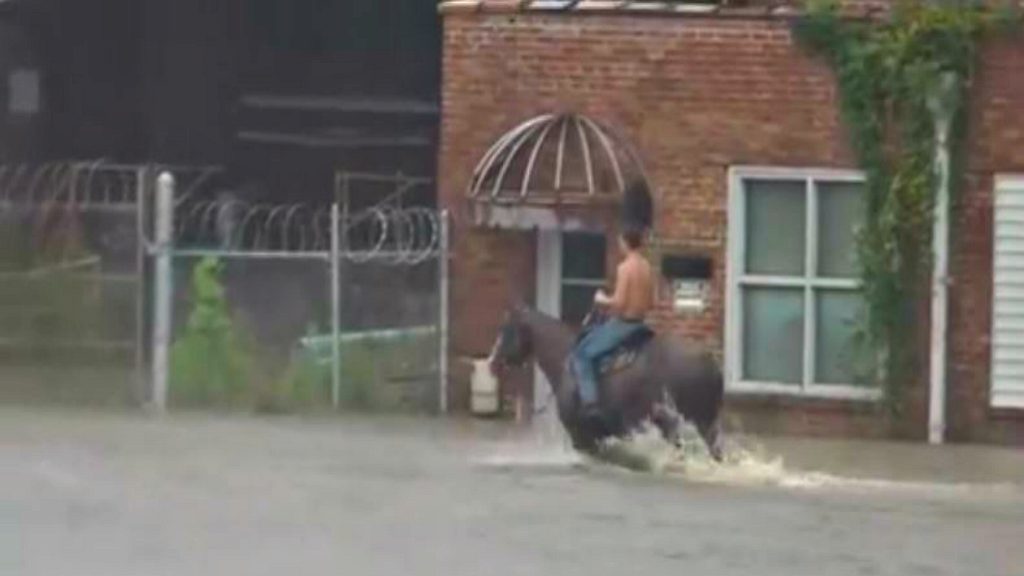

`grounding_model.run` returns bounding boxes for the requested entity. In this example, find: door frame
[534,229,563,411]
